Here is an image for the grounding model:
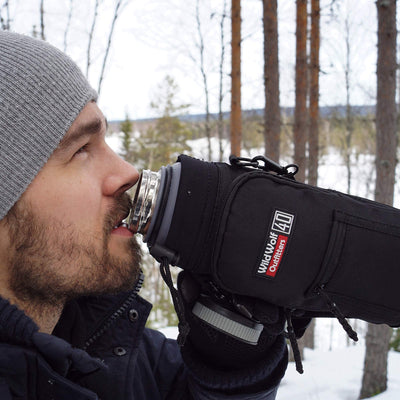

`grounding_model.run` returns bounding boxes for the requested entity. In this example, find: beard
[5,194,142,308]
